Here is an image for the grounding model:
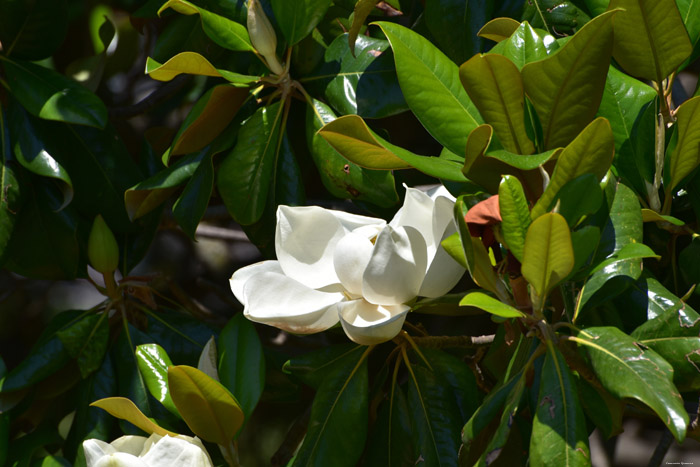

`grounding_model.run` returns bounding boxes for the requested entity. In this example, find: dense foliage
[1,0,699,465]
